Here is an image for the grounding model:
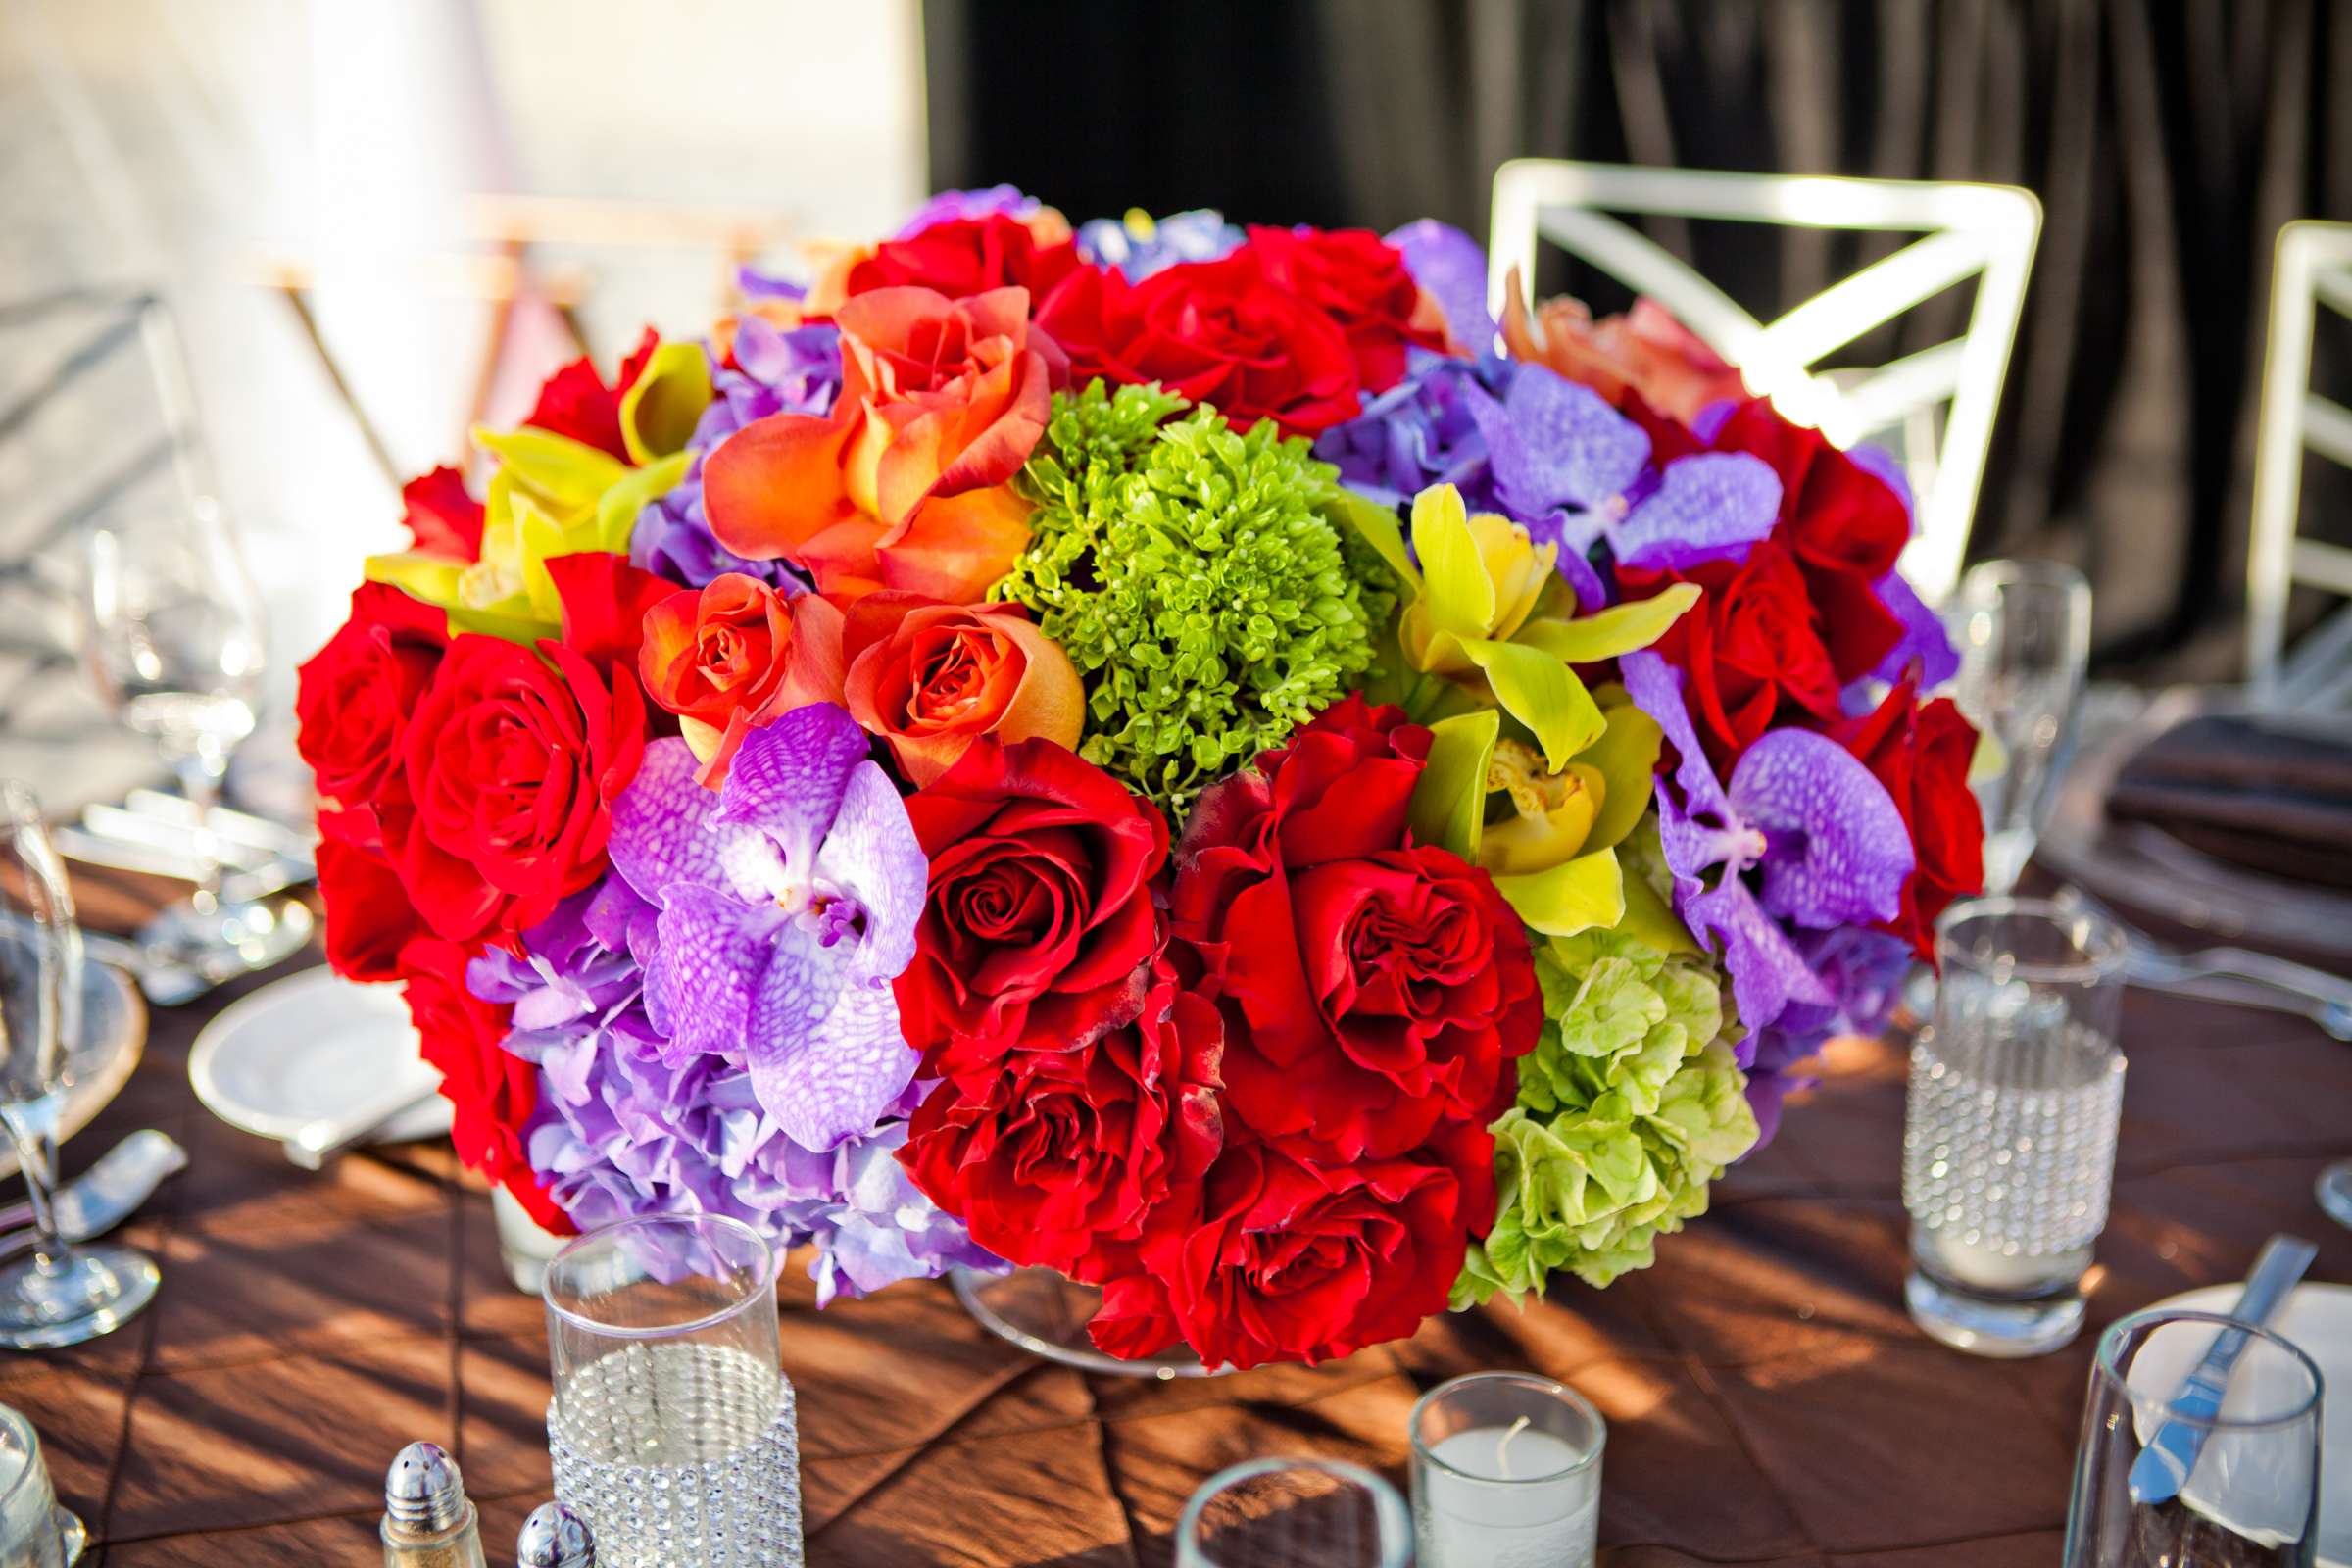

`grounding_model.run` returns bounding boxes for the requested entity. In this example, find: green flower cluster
[1454,861,1759,1304]
[996,381,1396,808]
